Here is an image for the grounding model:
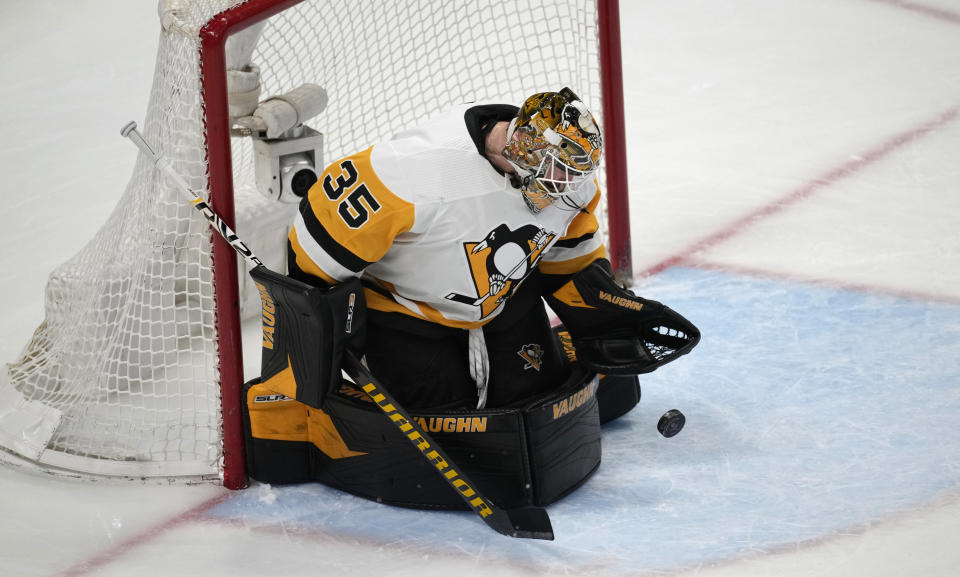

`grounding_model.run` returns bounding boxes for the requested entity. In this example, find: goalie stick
[341,350,553,539]
[121,122,263,269]
[120,121,554,540]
